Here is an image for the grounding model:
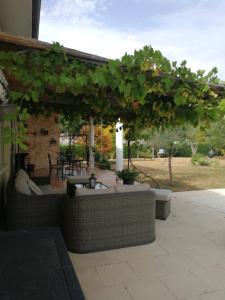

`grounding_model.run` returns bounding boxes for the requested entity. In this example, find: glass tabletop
[75,182,108,190]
